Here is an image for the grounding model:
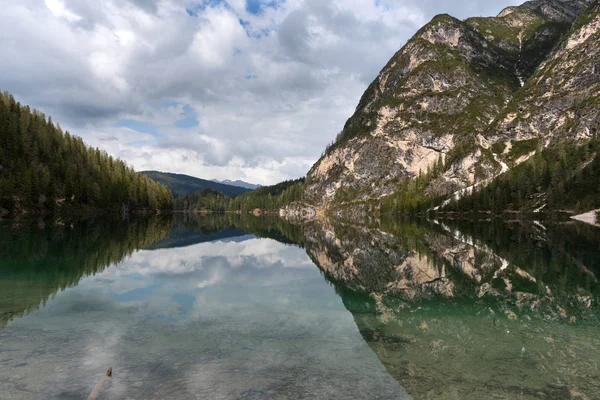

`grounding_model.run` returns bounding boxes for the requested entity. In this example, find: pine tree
[0,91,173,214]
